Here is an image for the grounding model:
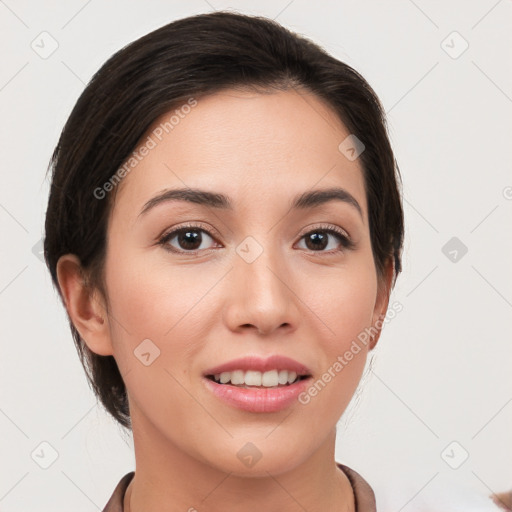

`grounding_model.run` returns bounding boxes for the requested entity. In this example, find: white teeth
[219,372,230,384]
[231,370,244,385]
[211,369,303,387]
[278,370,288,385]
[245,371,262,386]
[262,369,278,386]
